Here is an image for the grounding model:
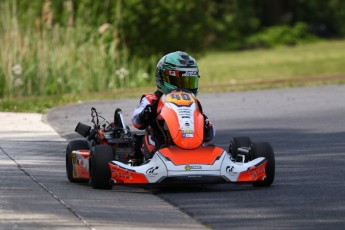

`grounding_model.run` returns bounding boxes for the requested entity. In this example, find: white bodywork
[110,149,266,184]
